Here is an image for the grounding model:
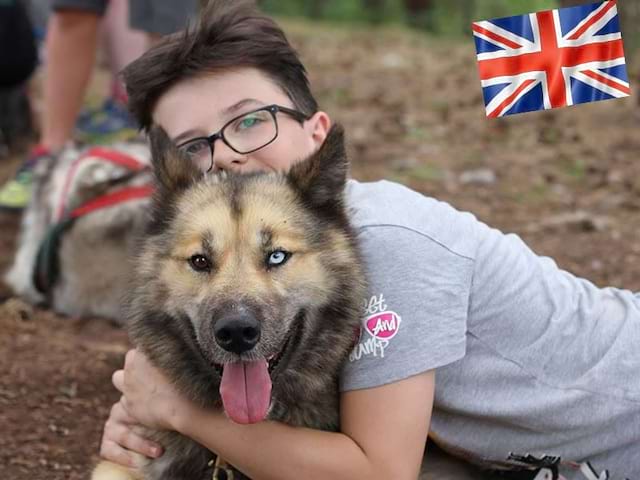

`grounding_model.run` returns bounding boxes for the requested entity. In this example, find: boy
[100,1,640,479]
